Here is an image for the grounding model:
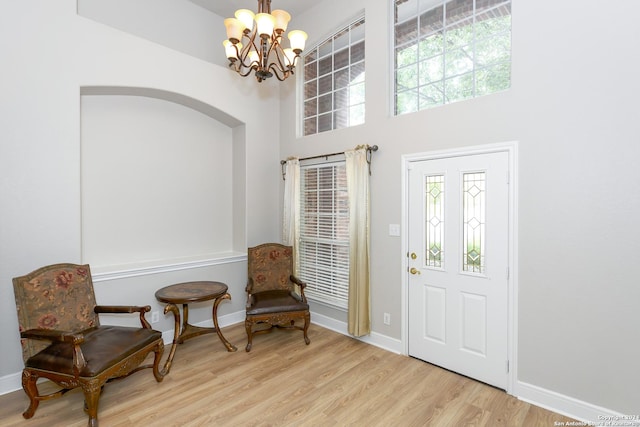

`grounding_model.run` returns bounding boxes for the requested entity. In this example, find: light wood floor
[0,323,577,426]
